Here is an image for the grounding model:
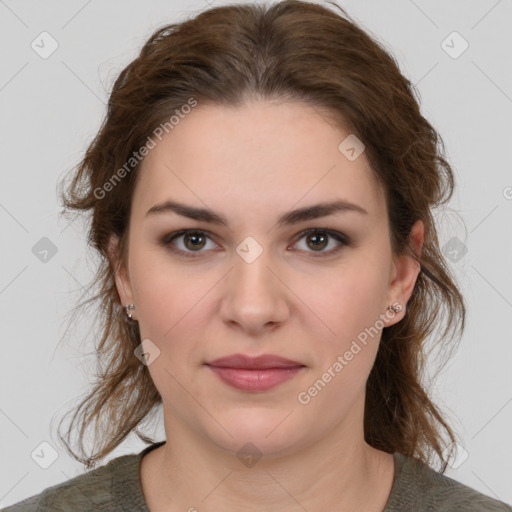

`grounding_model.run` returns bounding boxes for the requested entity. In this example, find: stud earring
[388,303,402,313]
[123,304,135,320]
